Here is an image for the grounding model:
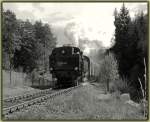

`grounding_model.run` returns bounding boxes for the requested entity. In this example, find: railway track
[3,88,52,108]
[2,84,83,117]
